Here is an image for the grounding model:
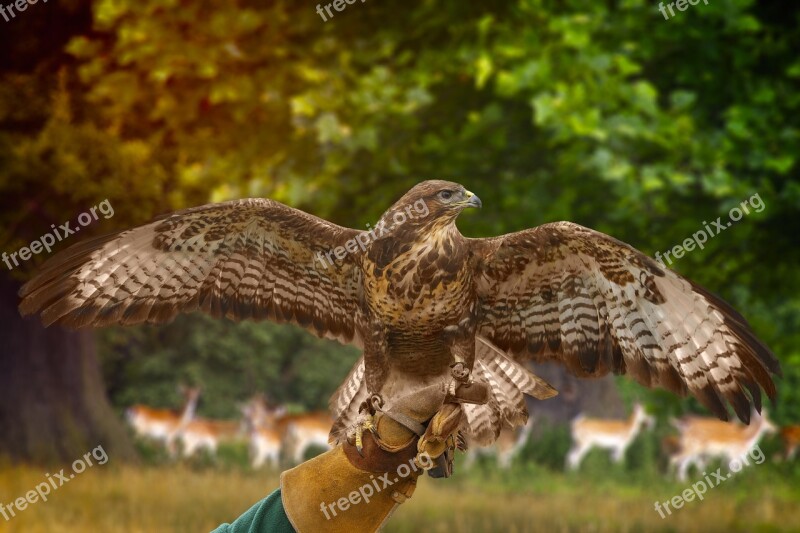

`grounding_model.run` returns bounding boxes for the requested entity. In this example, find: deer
[566,403,655,470]
[279,411,334,464]
[668,409,777,481]
[240,396,283,469]
[241,395,333,467]
[125,385,201,456]
[173,417,246,458]
[464,417,535,469]
[779,425,800,461]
